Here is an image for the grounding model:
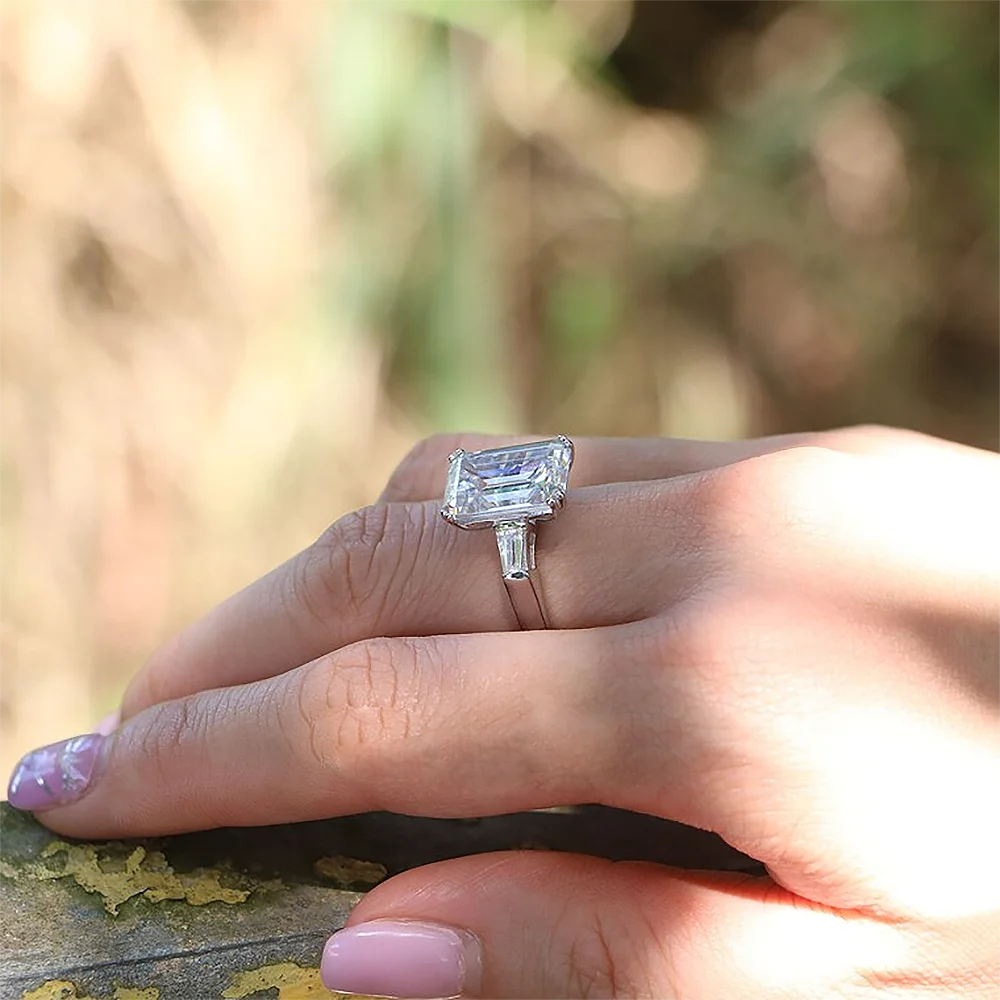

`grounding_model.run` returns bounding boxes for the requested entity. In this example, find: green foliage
[317,0,996,441]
